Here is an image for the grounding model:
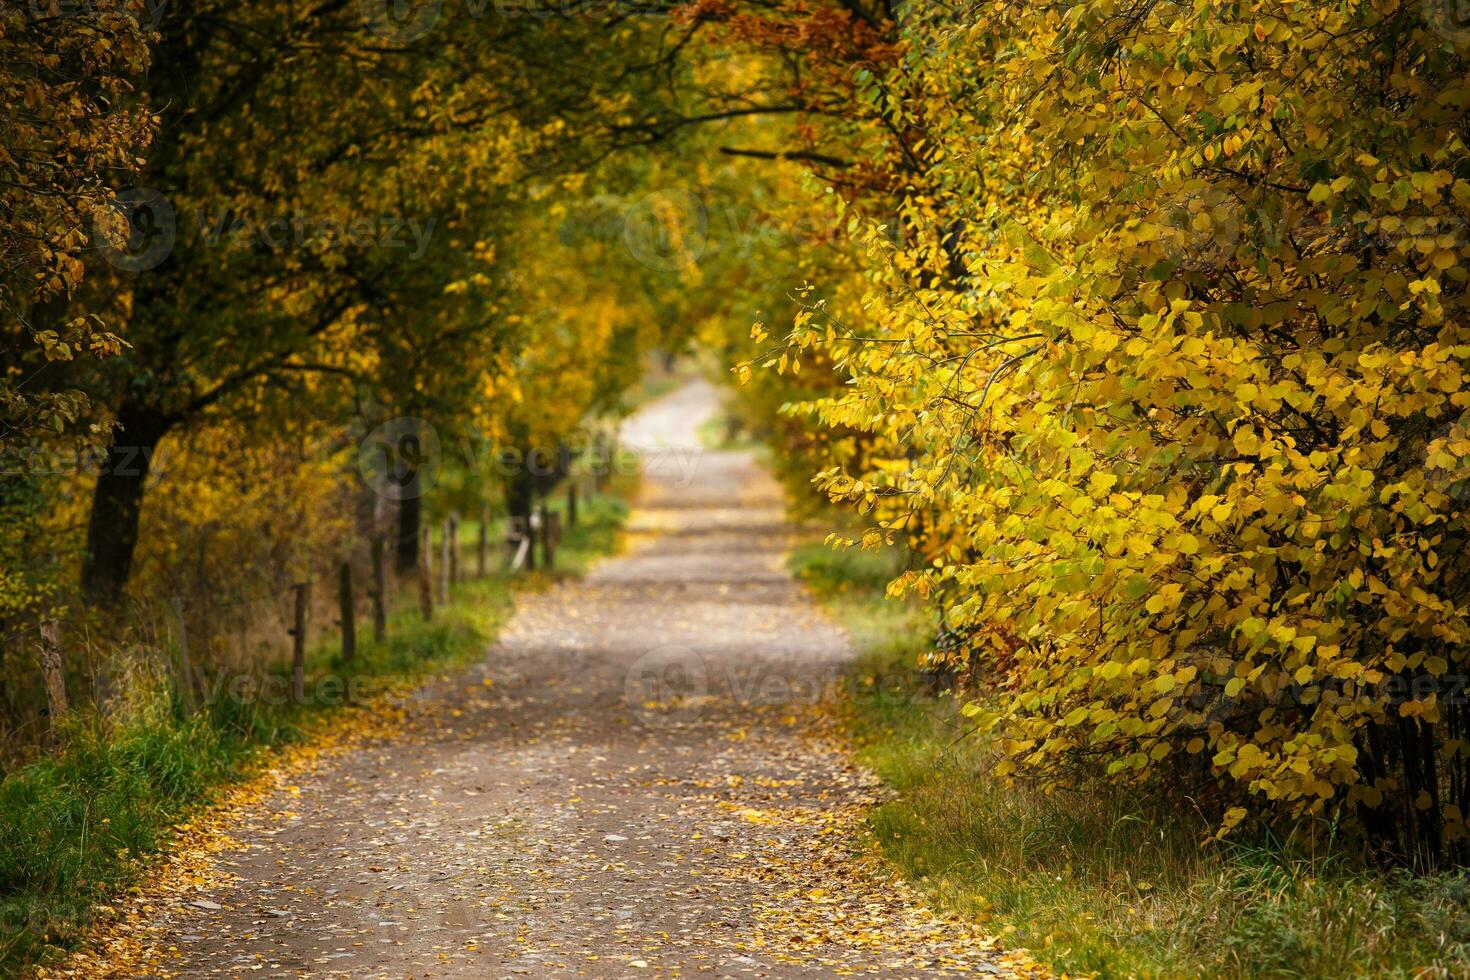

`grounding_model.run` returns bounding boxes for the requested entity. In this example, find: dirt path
[68,381,1028,979]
